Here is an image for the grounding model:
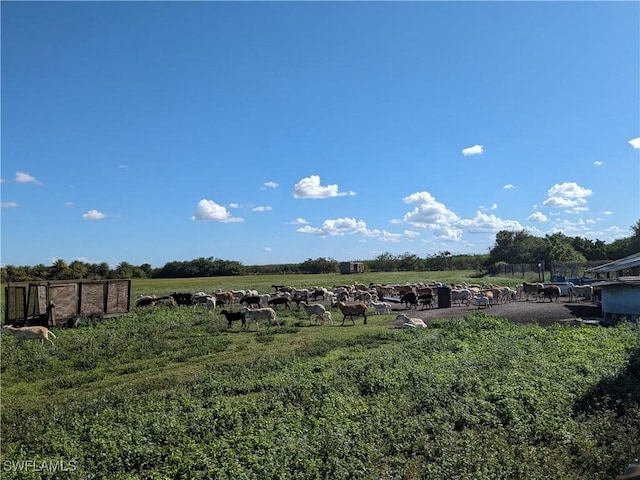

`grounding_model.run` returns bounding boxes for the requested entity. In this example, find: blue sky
[2,1,639,268]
